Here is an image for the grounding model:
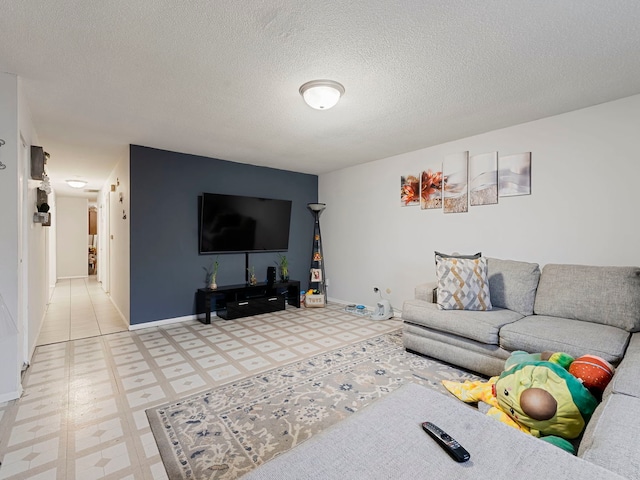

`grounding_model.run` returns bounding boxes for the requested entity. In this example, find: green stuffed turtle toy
[442,351,598,454]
